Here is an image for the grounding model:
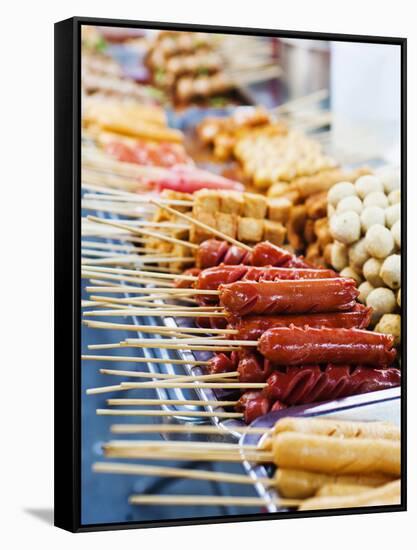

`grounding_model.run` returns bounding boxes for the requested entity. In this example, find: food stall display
[79,26,403,523]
